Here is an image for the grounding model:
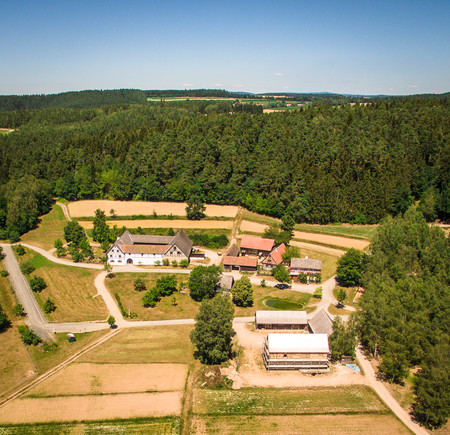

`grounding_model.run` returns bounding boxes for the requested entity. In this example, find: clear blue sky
[1,0,449,95]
